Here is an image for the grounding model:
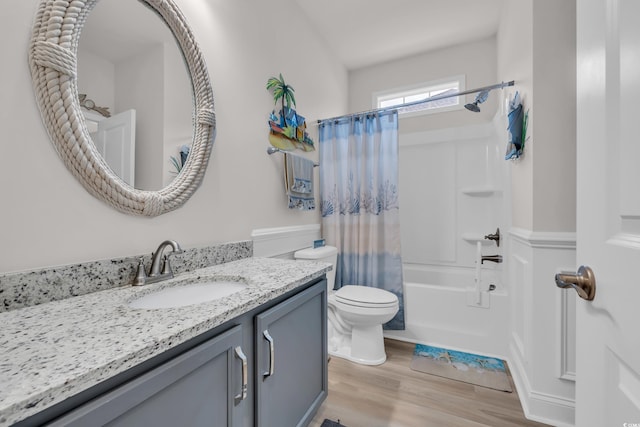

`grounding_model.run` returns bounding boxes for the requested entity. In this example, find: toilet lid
[335,285,398,306]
